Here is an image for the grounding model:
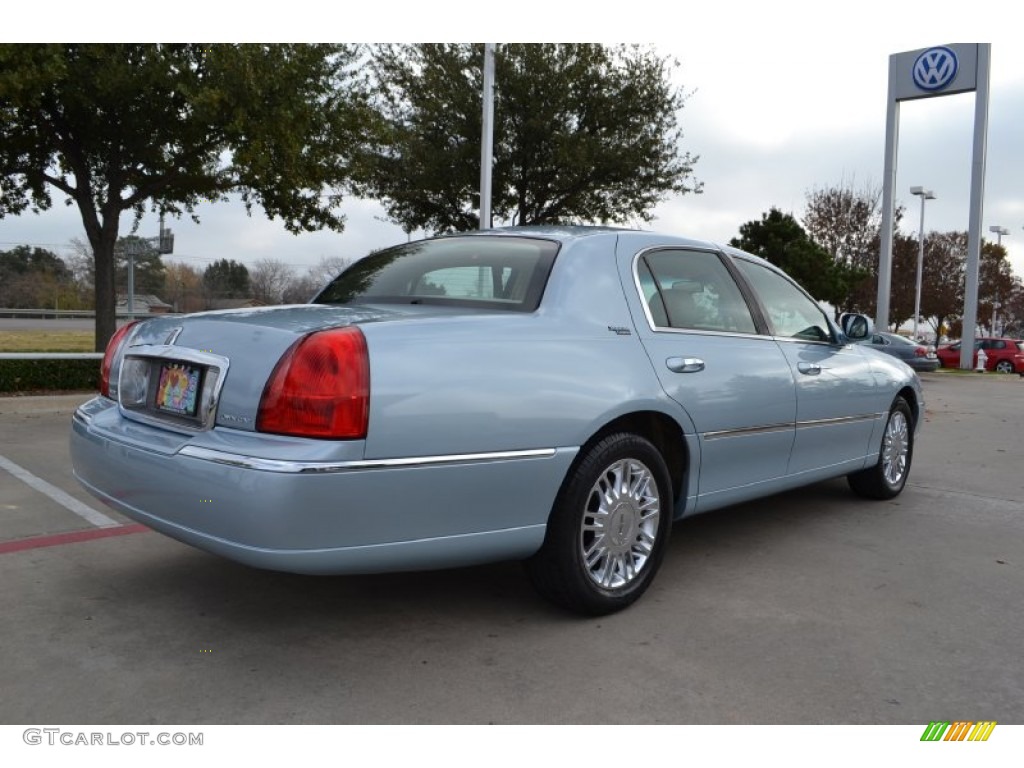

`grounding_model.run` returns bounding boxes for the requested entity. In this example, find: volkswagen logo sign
[913,46,959,91]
